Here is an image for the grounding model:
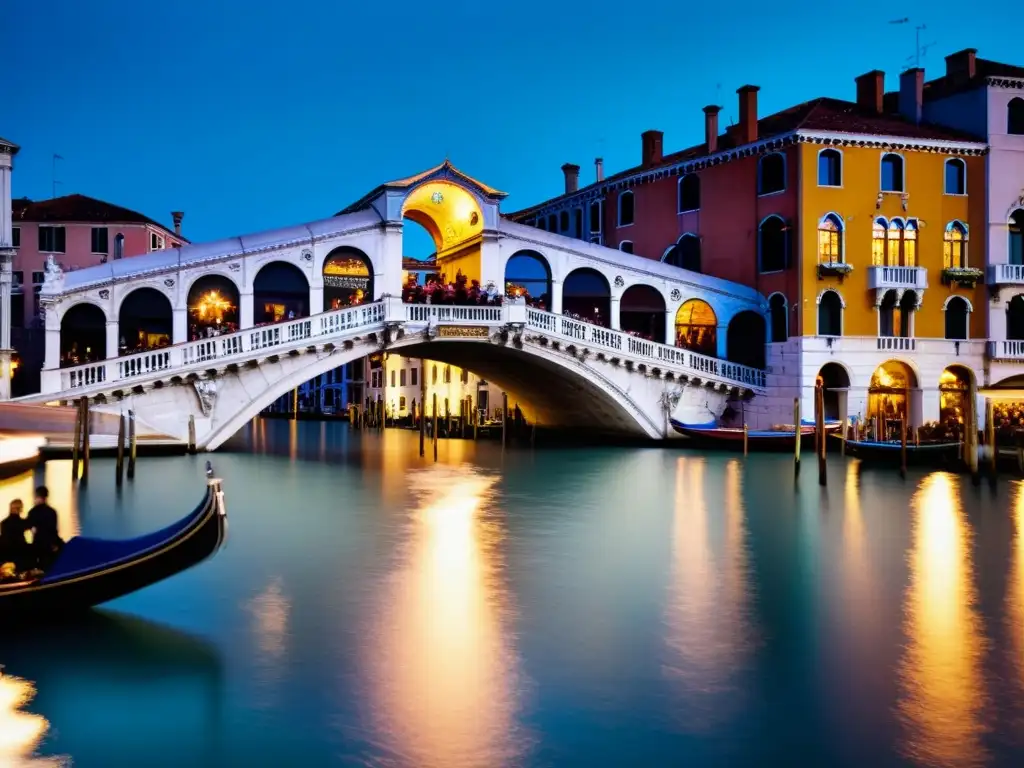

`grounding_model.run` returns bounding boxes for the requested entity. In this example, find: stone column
[716,323,729,359]
[240,290,254,329]
[0,138,19,400]
[379,221,404,298]
[173,307,188,344]
[664,310,676,346]
[309,286,324,315]
[106,320,119,360]
[549,278,562,315]
[609,296,621,330]
[479,231,503,290]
